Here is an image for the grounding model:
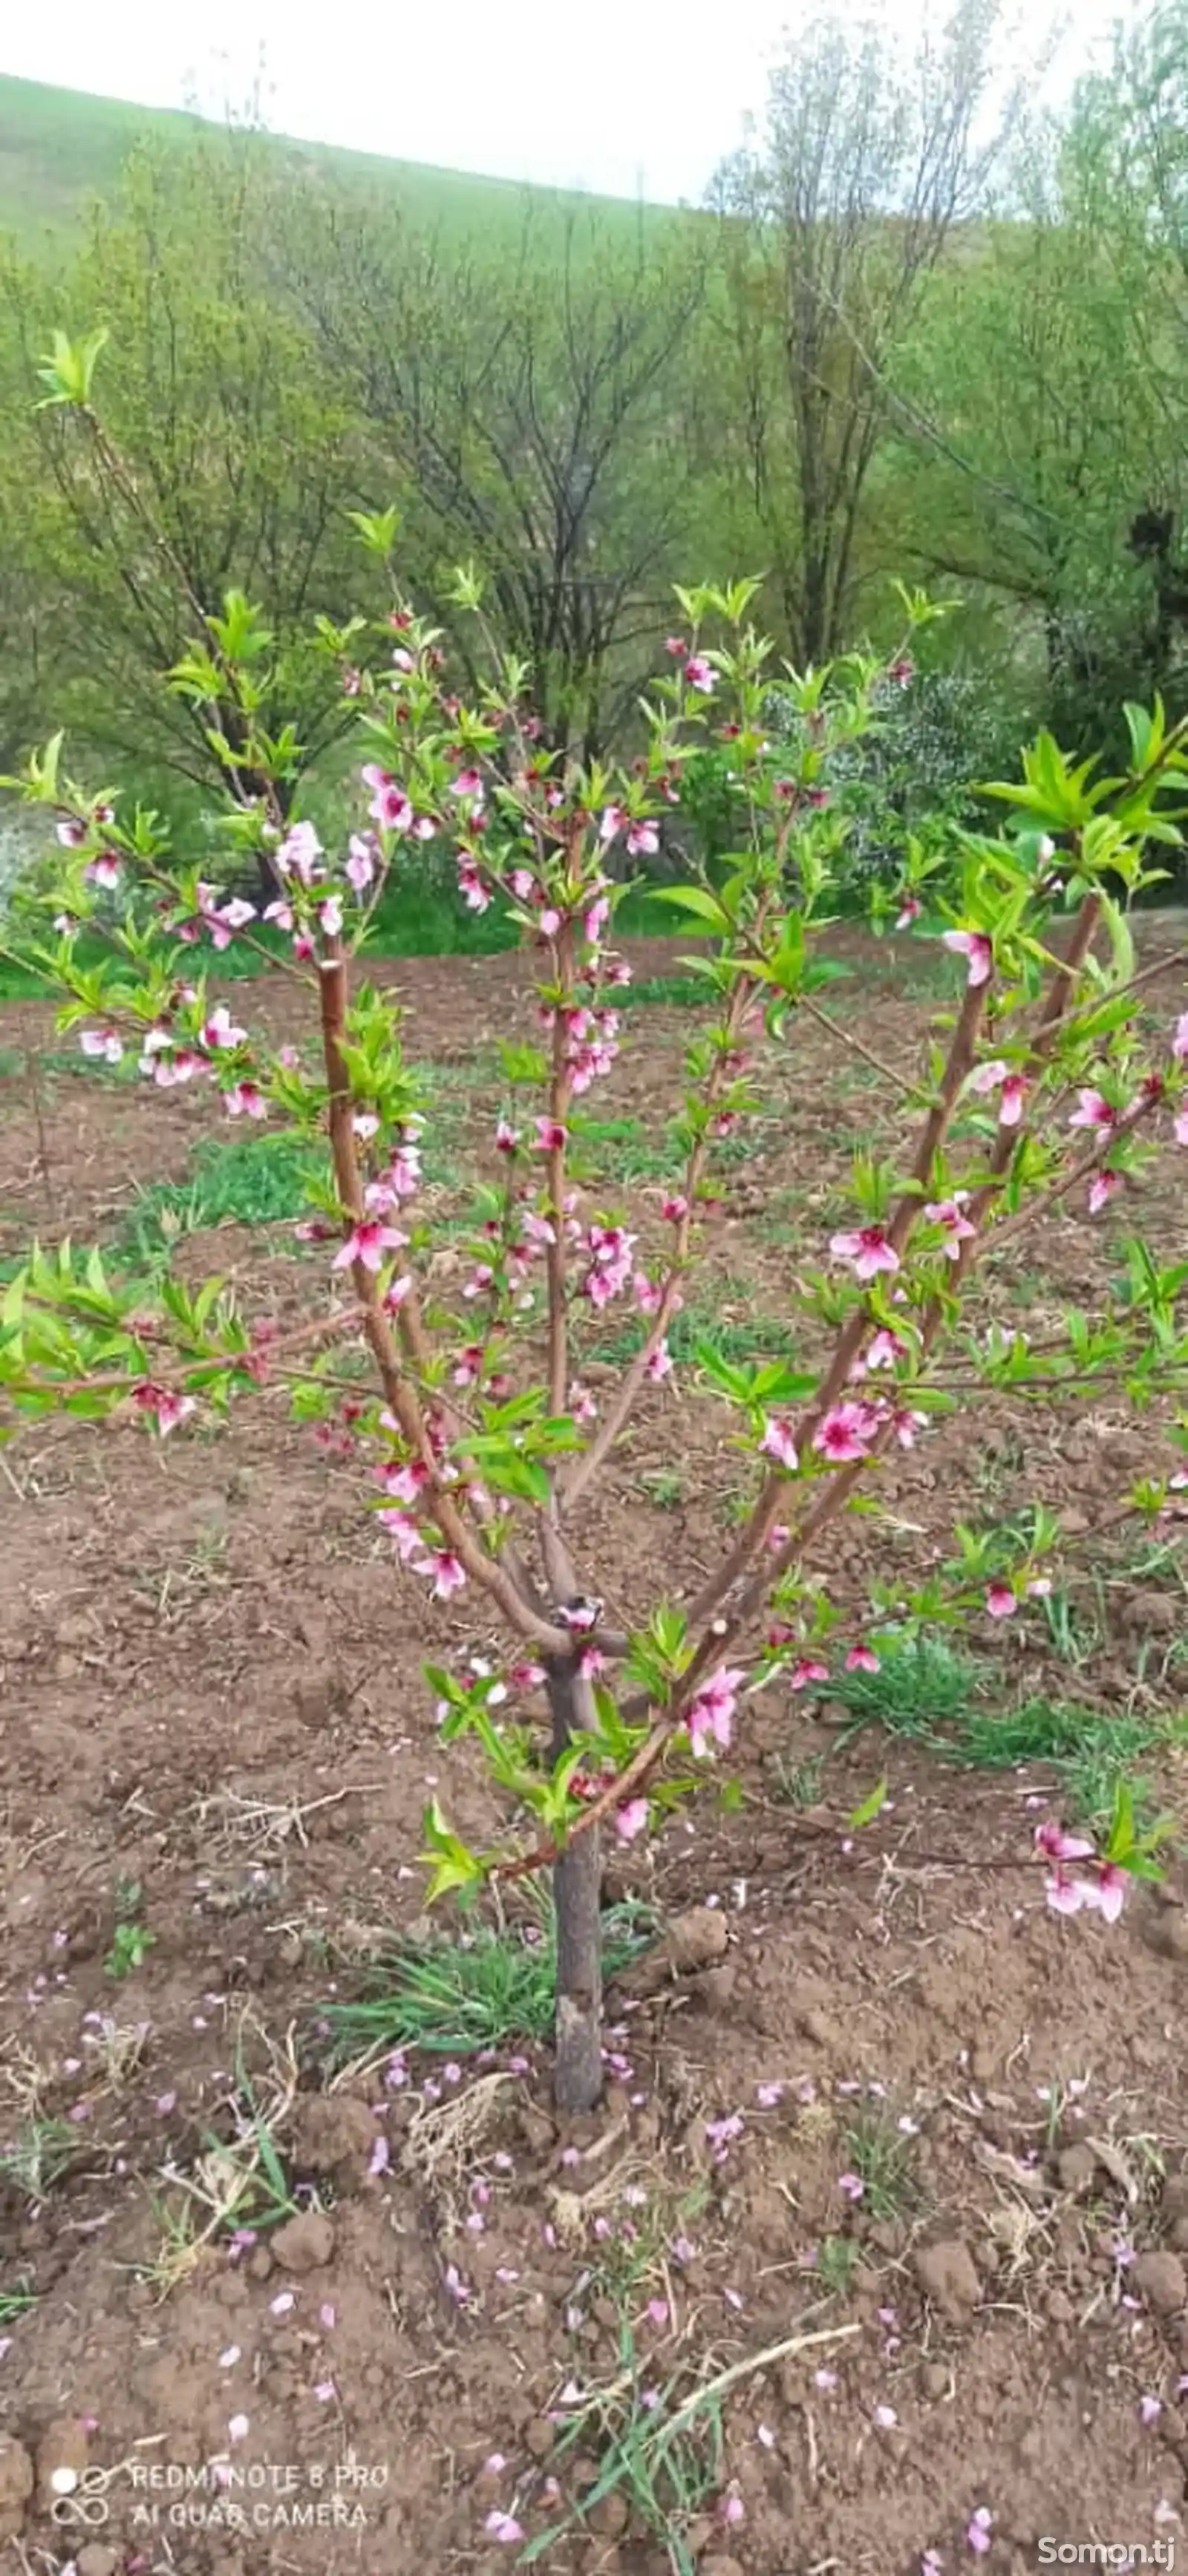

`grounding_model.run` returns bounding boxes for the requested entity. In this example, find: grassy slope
[0,73,664,247]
